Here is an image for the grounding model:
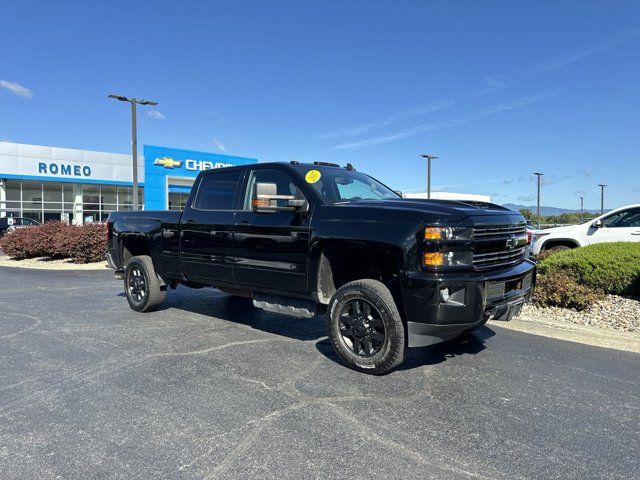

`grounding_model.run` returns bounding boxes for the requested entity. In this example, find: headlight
[424,226,473,241]
[531,232,550,243]
[423,251,473,267]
